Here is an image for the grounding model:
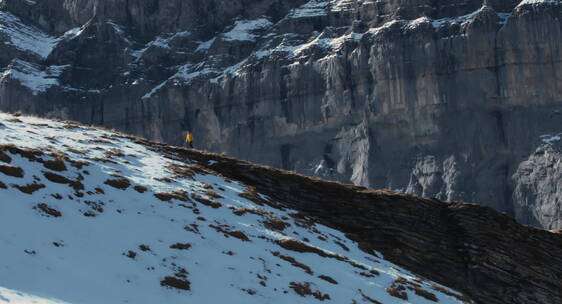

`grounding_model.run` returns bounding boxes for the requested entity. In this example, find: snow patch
[1,60,67,95]
[196,38,216,52]
[222,19,273,41]
[133,31,191,59]
[541,134,562,144]
[517,0,561,8]
[0,11,59,58]
[0,287,71,304]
